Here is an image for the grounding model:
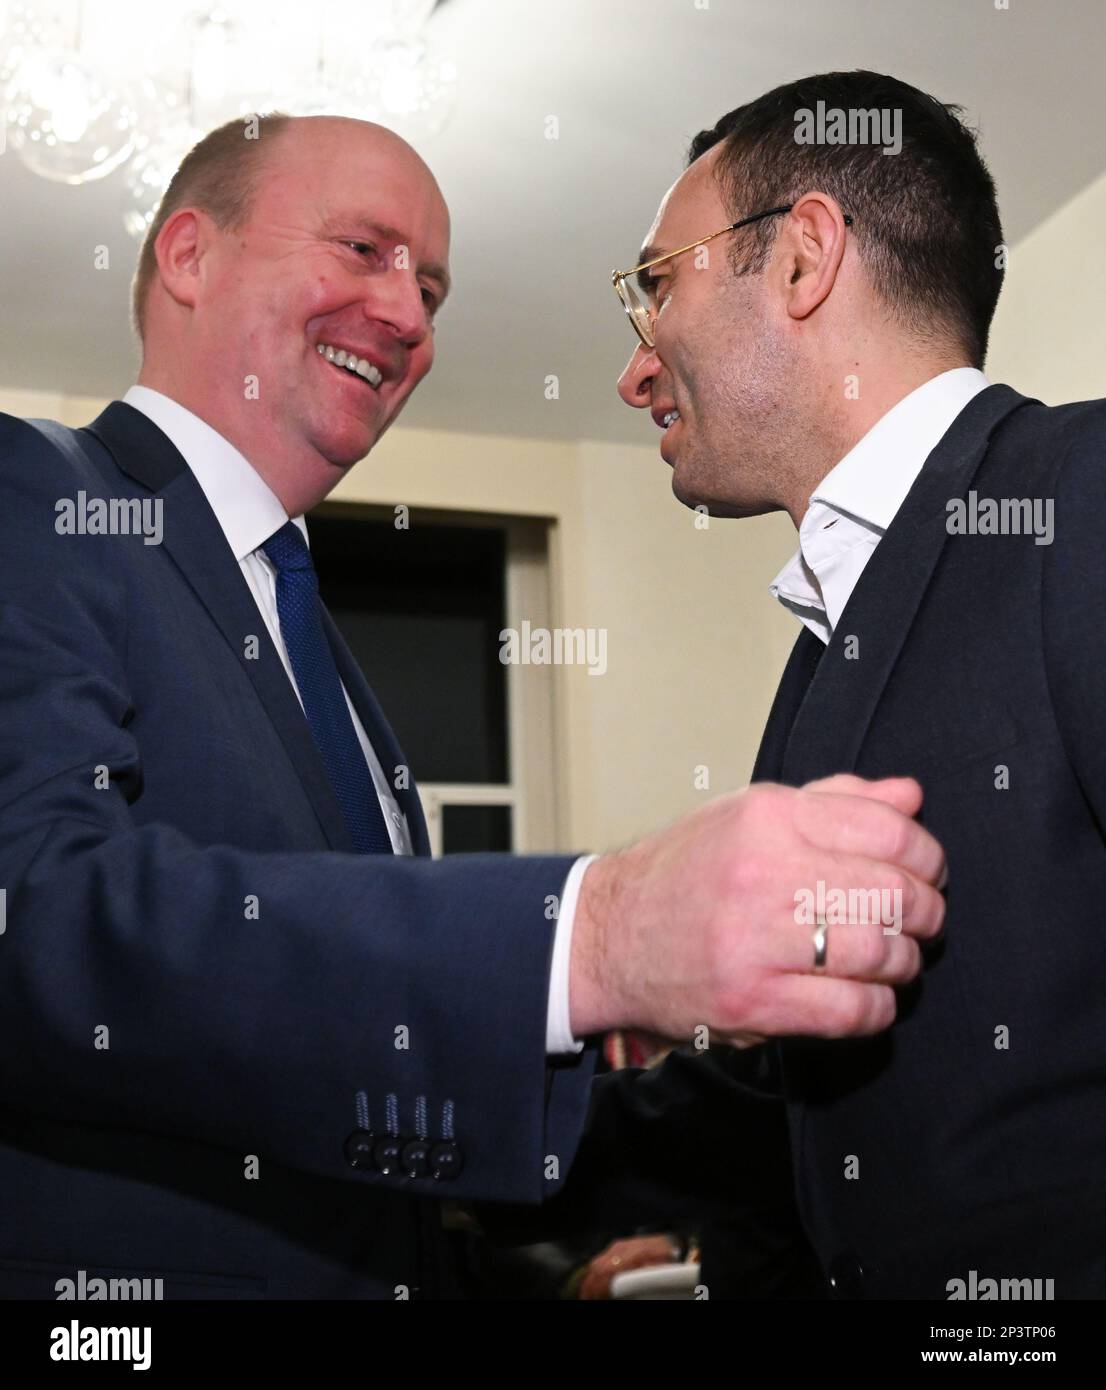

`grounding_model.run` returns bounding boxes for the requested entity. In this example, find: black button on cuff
[343,1129,376,1169]
[429,1140,463,1181]
[373,1136,405,1176]
[401,1139,431,1178]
